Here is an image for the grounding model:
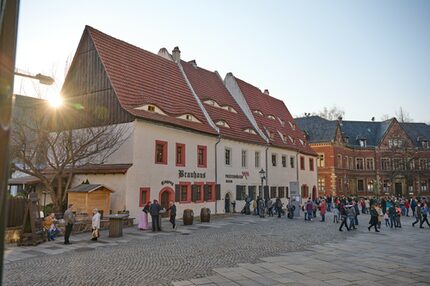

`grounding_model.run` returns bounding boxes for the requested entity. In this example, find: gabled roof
[81,26,217,135]
[181,61,266,145]
[232,77,316,155]
[68,184,114,193]
[340,120,393,147]
[296,116,430,148]
[295,116,338,143]
[401,122,430,147]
